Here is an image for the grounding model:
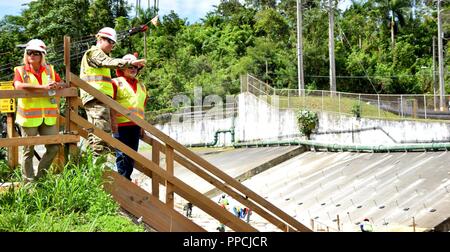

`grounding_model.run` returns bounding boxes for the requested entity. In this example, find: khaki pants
[84,99,113,155]
[20,124,59,181]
